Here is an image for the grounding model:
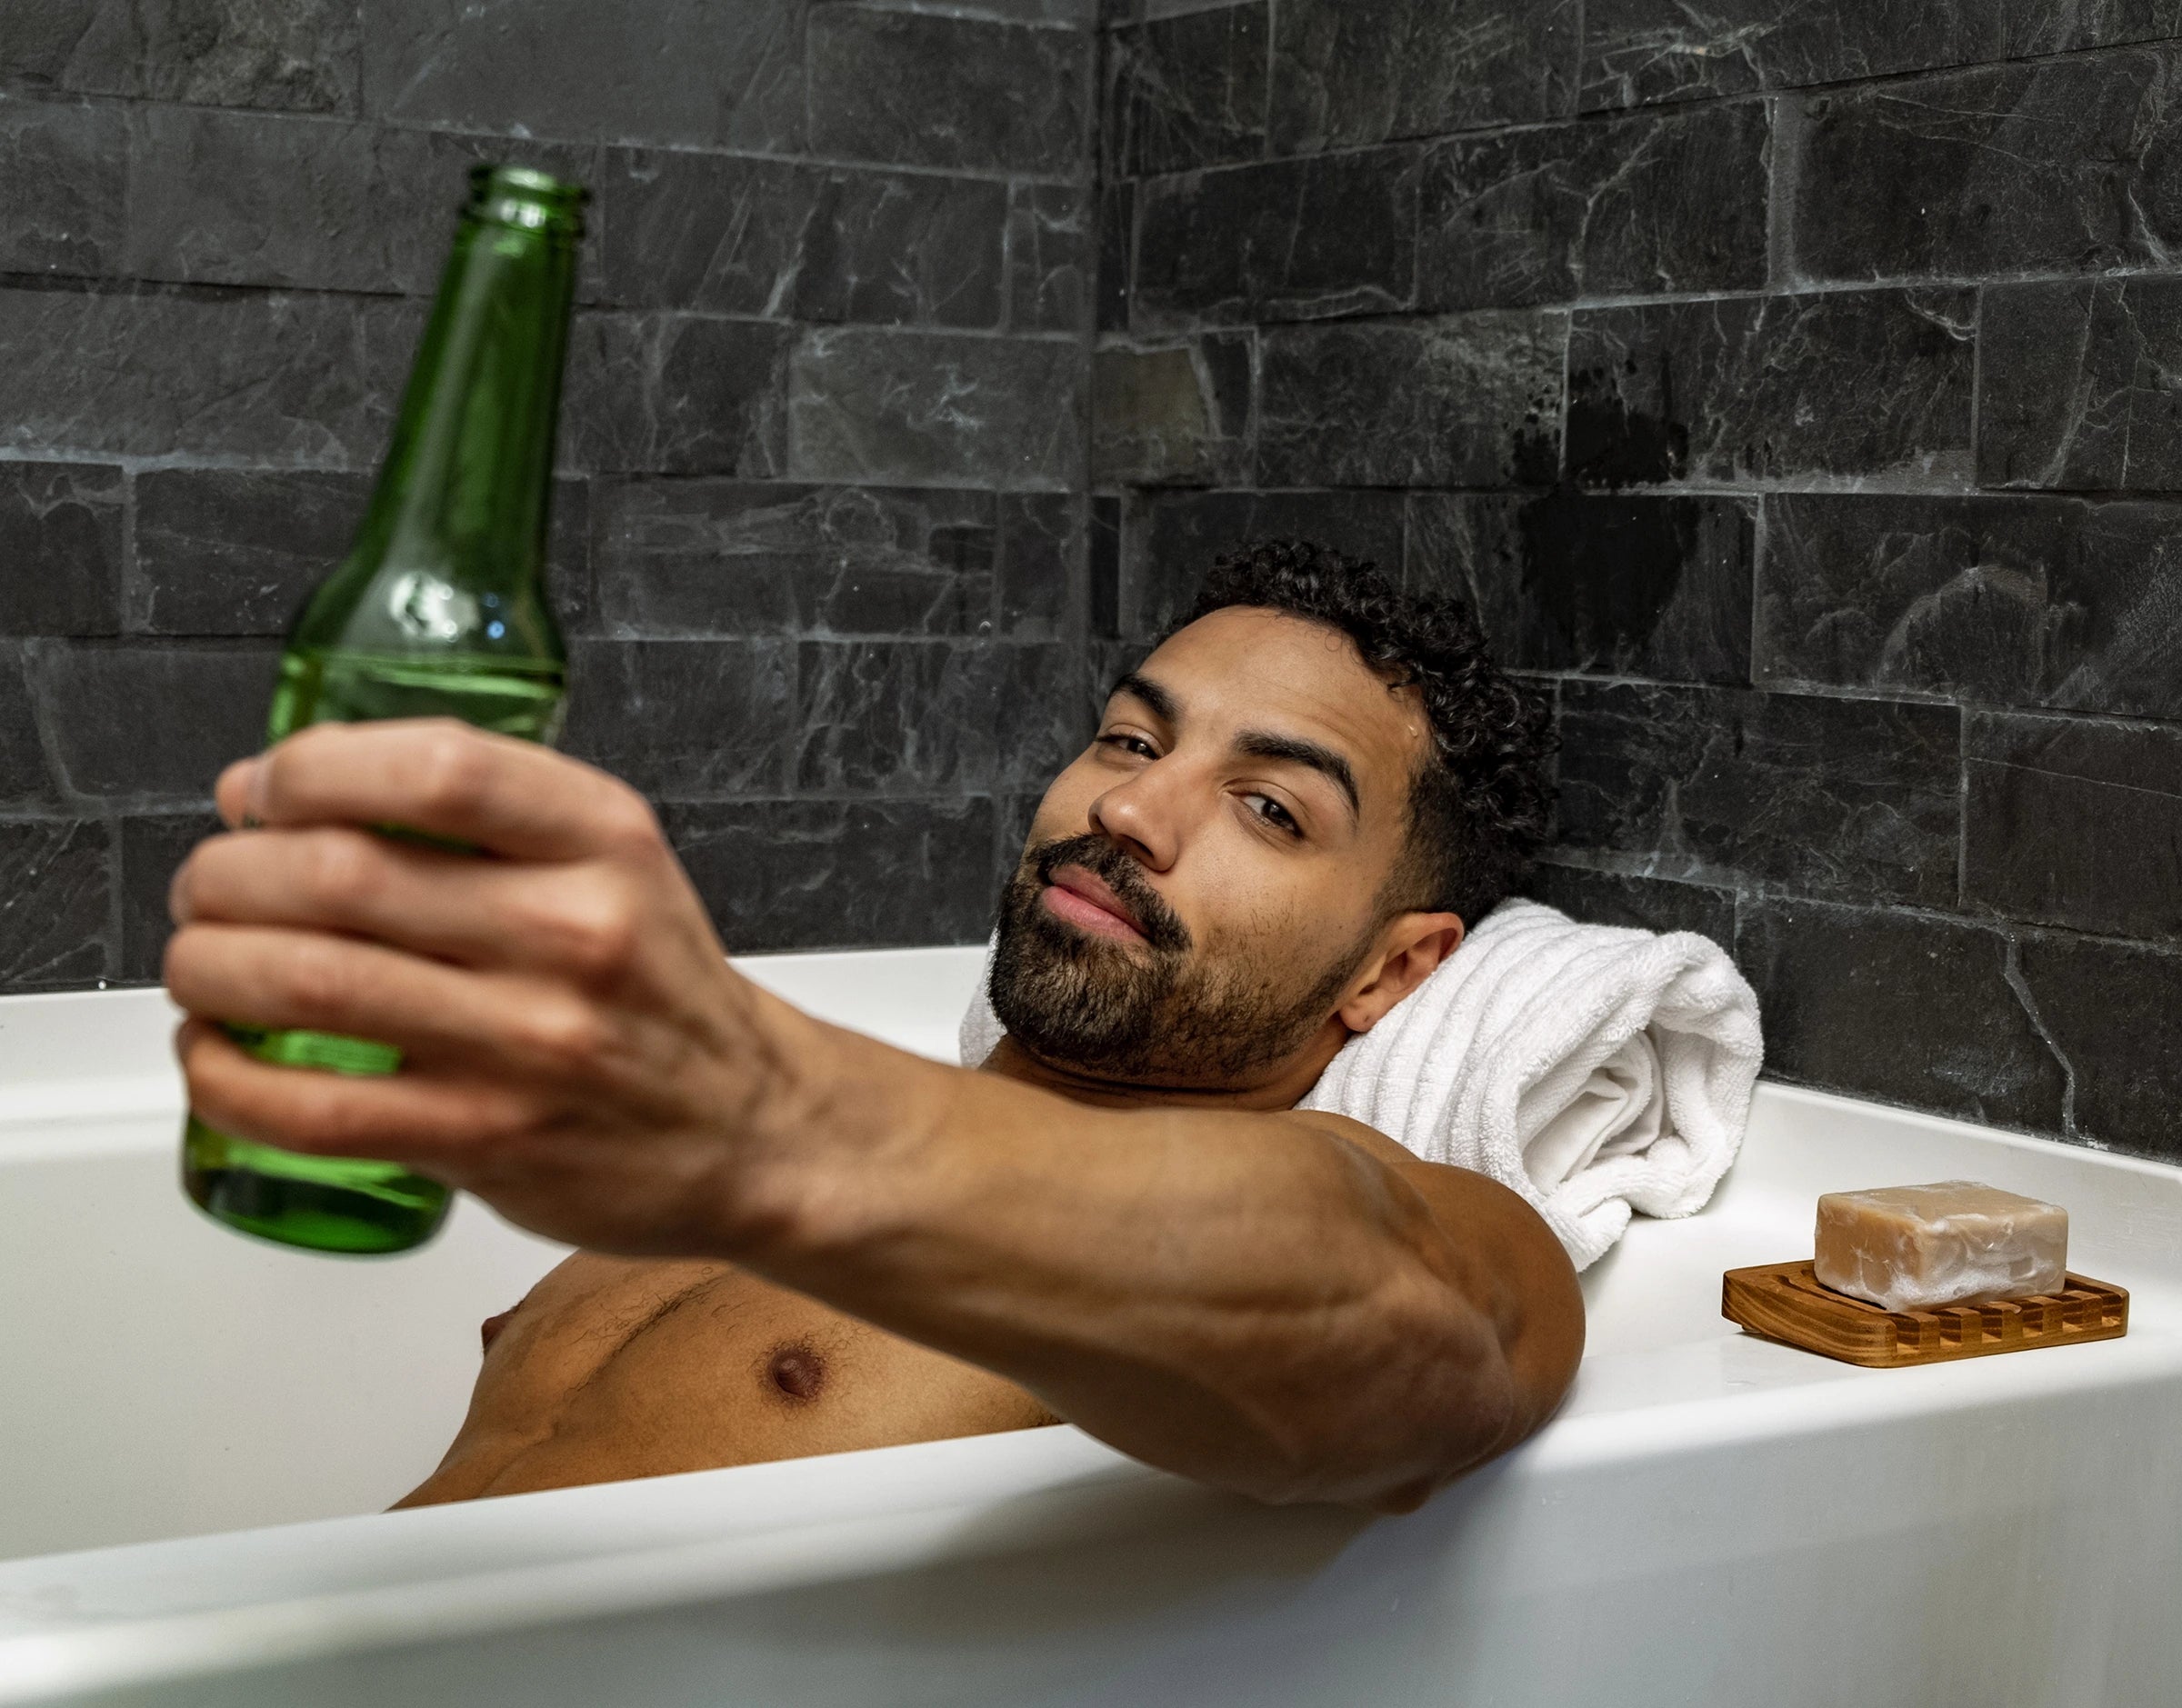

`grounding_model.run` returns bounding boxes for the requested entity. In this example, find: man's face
[991,605,1432,1088]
